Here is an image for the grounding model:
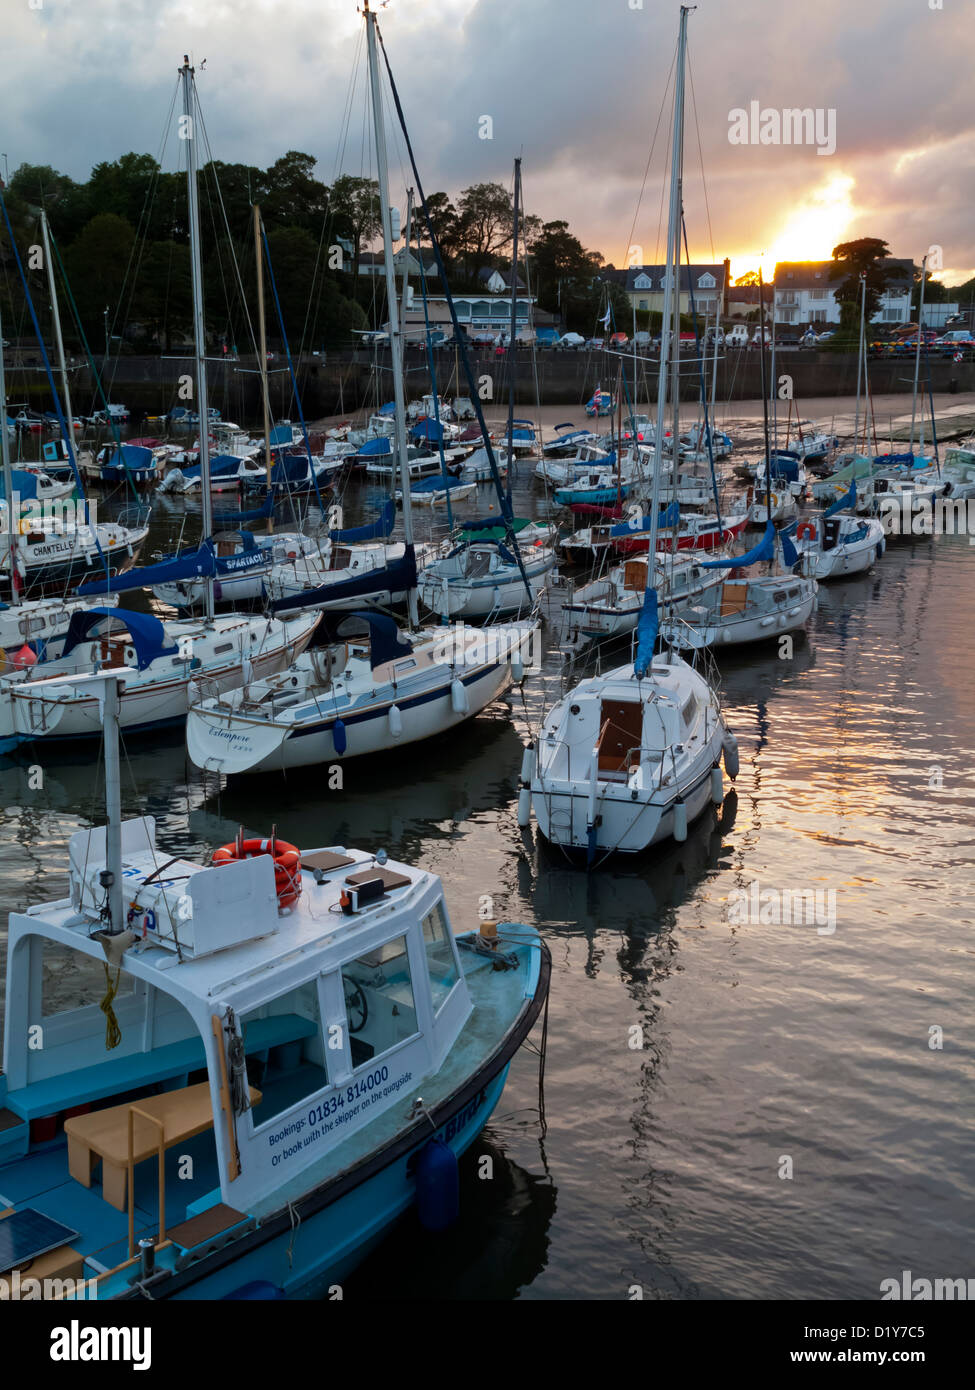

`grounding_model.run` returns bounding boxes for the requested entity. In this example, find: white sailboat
[521,6,736,864]
[2,58,321,742]
[187,14,536,772]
